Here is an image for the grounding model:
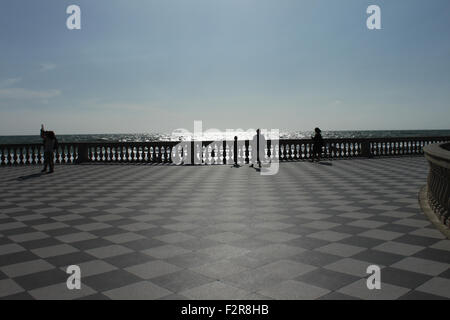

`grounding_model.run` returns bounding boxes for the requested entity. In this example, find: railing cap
[424,142,450,169]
